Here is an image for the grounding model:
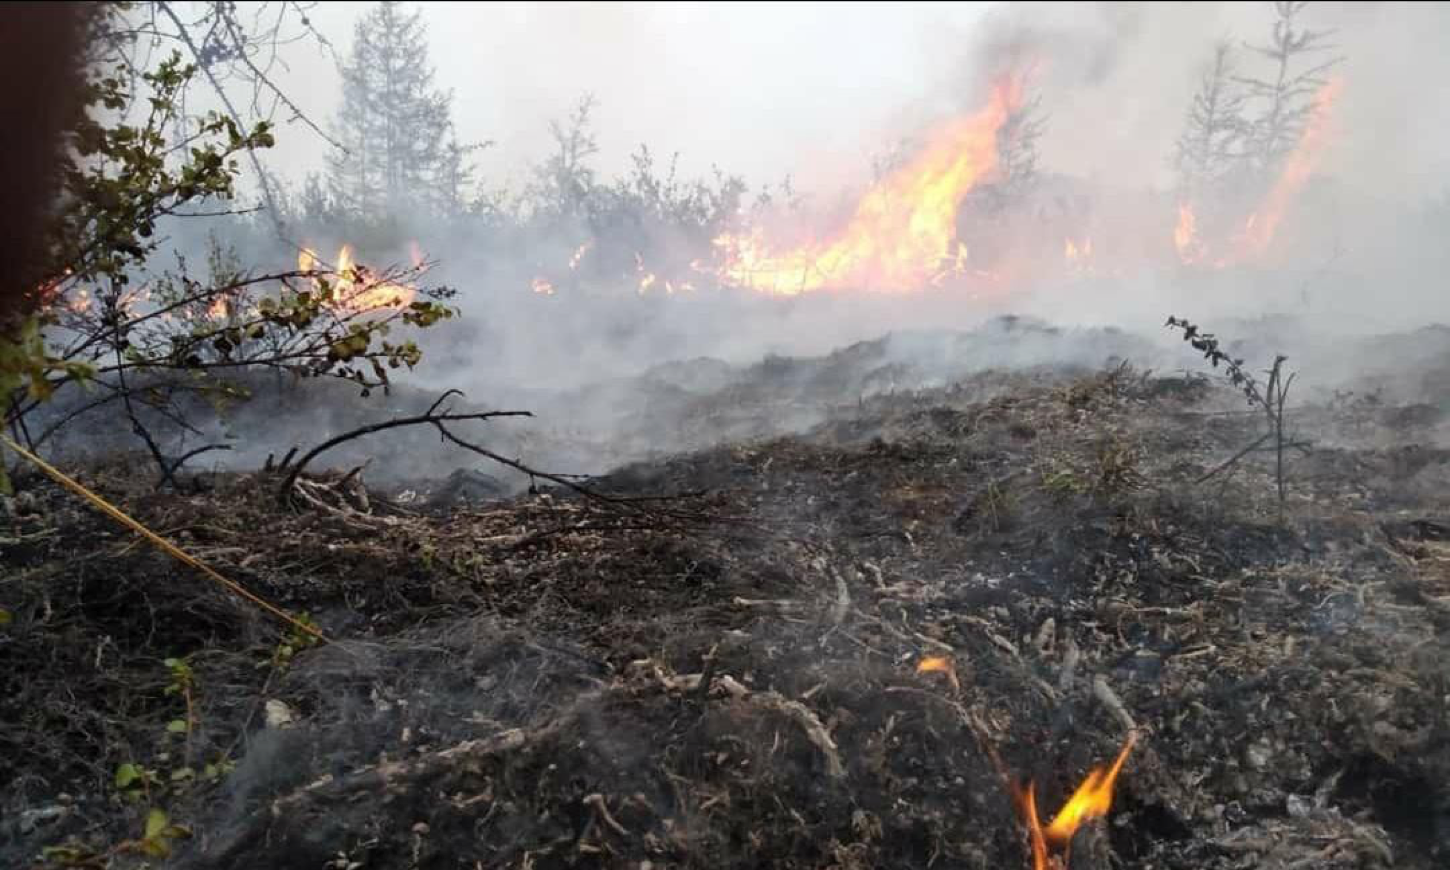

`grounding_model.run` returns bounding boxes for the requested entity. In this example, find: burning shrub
[3,43,458,490]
